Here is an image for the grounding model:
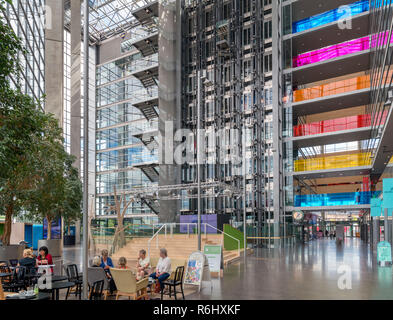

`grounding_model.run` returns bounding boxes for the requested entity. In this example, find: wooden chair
[0,281,4,301]
[110,268,149,300]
